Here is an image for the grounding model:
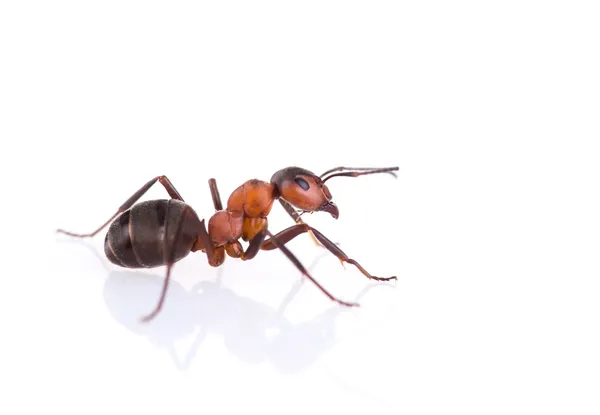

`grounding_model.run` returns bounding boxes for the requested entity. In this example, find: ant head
[271,167,339,219]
